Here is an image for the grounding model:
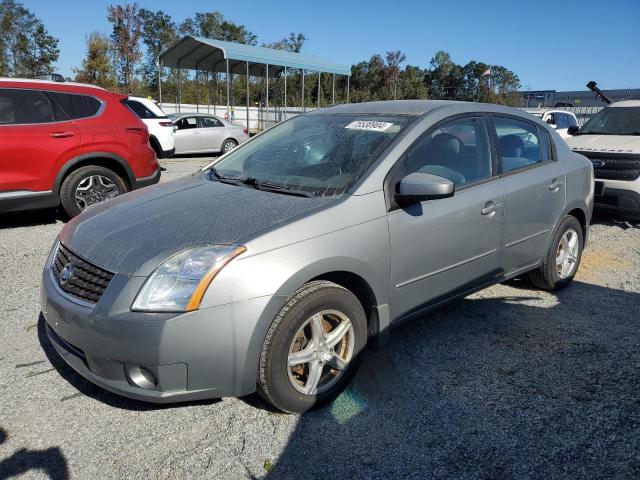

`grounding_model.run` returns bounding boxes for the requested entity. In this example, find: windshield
[210,114,413,196]
[580,107,640,135]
